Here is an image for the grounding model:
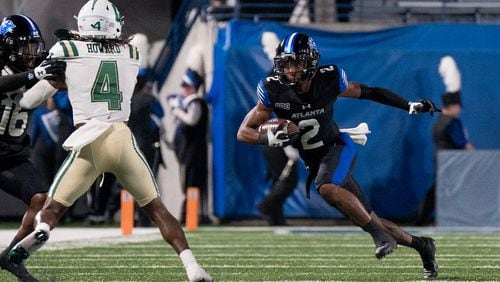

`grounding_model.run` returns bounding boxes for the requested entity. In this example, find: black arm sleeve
[0,71,36,93]
[359,84,410,111]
